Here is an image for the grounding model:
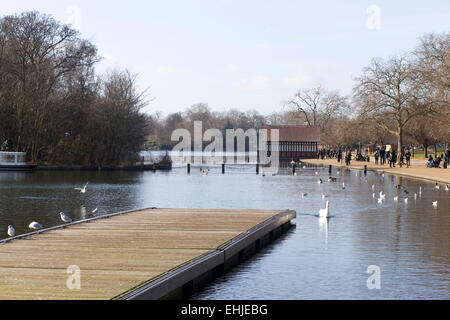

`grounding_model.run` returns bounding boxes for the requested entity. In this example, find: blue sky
[2,1,449,115]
